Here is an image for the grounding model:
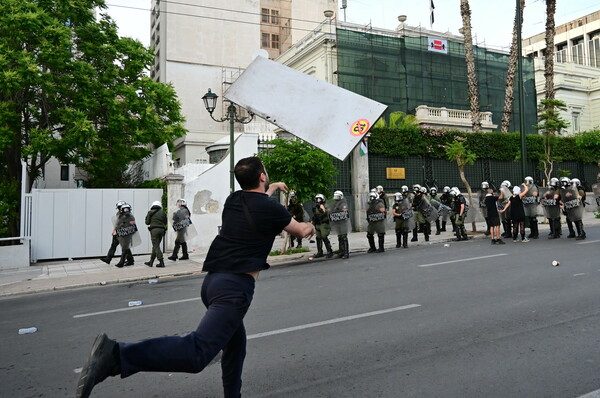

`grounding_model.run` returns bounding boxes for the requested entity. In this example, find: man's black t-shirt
[484,194,499,219]
[203,191,292,274]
